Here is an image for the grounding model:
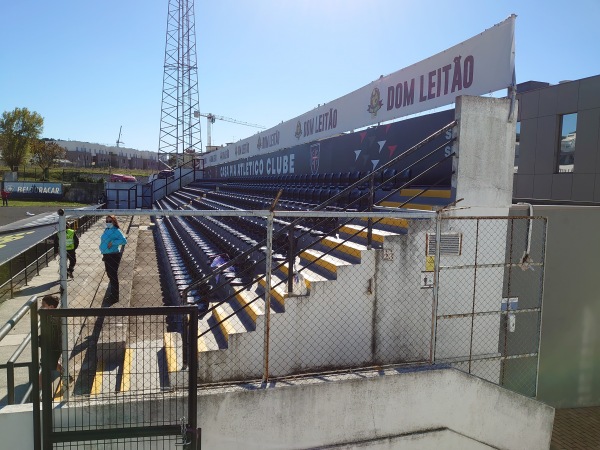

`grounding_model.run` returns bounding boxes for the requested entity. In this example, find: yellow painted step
[278,263,328,289]
[339,224,398,243]
[198,334,208,353]
[300,249,350,275]
[53,378,65,401]
[212,305,238,343]
[235,289,264,323]
[321,236,367,259]
[91,360,104,396]
[120,348,132,392]
[377,201,434,210]
[357,216,409,229]
[258,277,286,306]
[398,188,452,198]
[164,333,178,374]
